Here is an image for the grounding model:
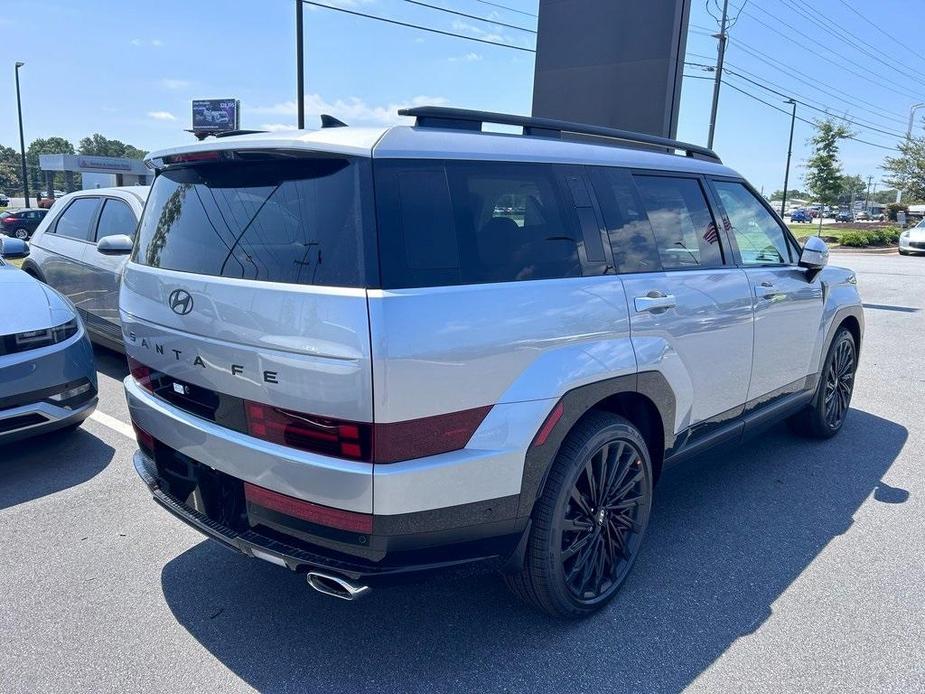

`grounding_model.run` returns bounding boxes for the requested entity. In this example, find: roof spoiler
[397,106,721,163]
